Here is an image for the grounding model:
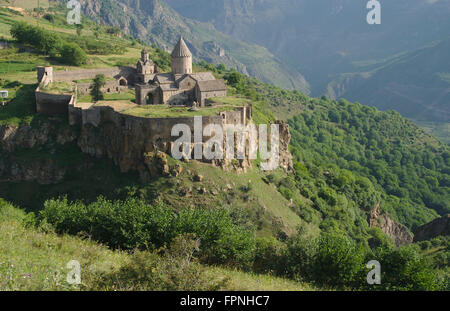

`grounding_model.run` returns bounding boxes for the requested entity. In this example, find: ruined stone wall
[135,84,160,105]
[37,66,53,85]
[198,90,227,106]
[76,81,125,96]
[221,109,246,126]
[35,88,74,116]
[162,89,194,105]
[53,67,136,84]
